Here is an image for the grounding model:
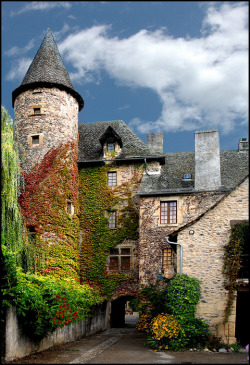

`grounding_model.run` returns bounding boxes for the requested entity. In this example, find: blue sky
[1,1,248,153]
